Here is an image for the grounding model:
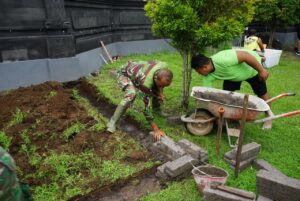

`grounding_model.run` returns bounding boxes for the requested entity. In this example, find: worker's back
[244,36,261,51]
